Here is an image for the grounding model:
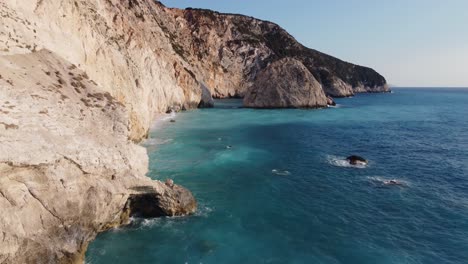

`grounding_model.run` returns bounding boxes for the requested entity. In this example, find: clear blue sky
[162,0,468,87]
